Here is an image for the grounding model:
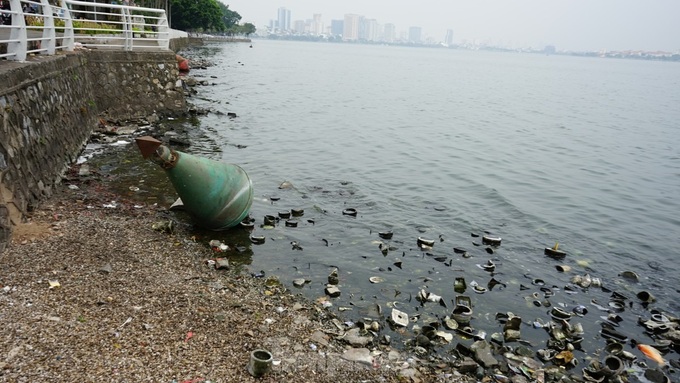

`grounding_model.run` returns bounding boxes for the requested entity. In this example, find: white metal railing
[0,0,169,61]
